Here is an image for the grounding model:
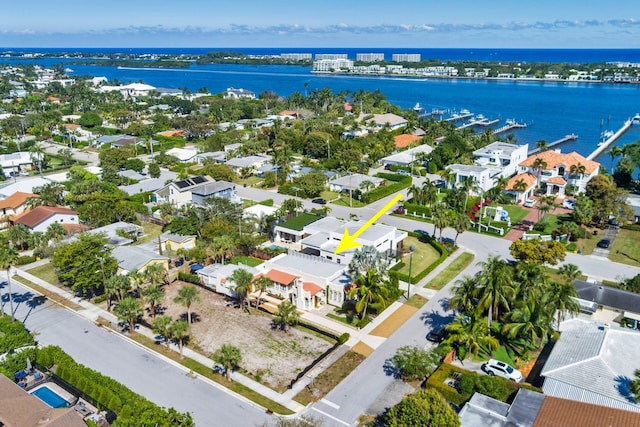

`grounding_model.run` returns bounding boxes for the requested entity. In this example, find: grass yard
[425,252,475,290]
[331,196,366,208]
[502,205,529,225]
[229,255,264,267]
[405,294,428,309]
[26,263,59,284]
[395,236,440,279]
[137,222,163,244]
[293,350,366,405]
[609,229,640,267]
[320,190,340,201]
[235,176,263,187]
